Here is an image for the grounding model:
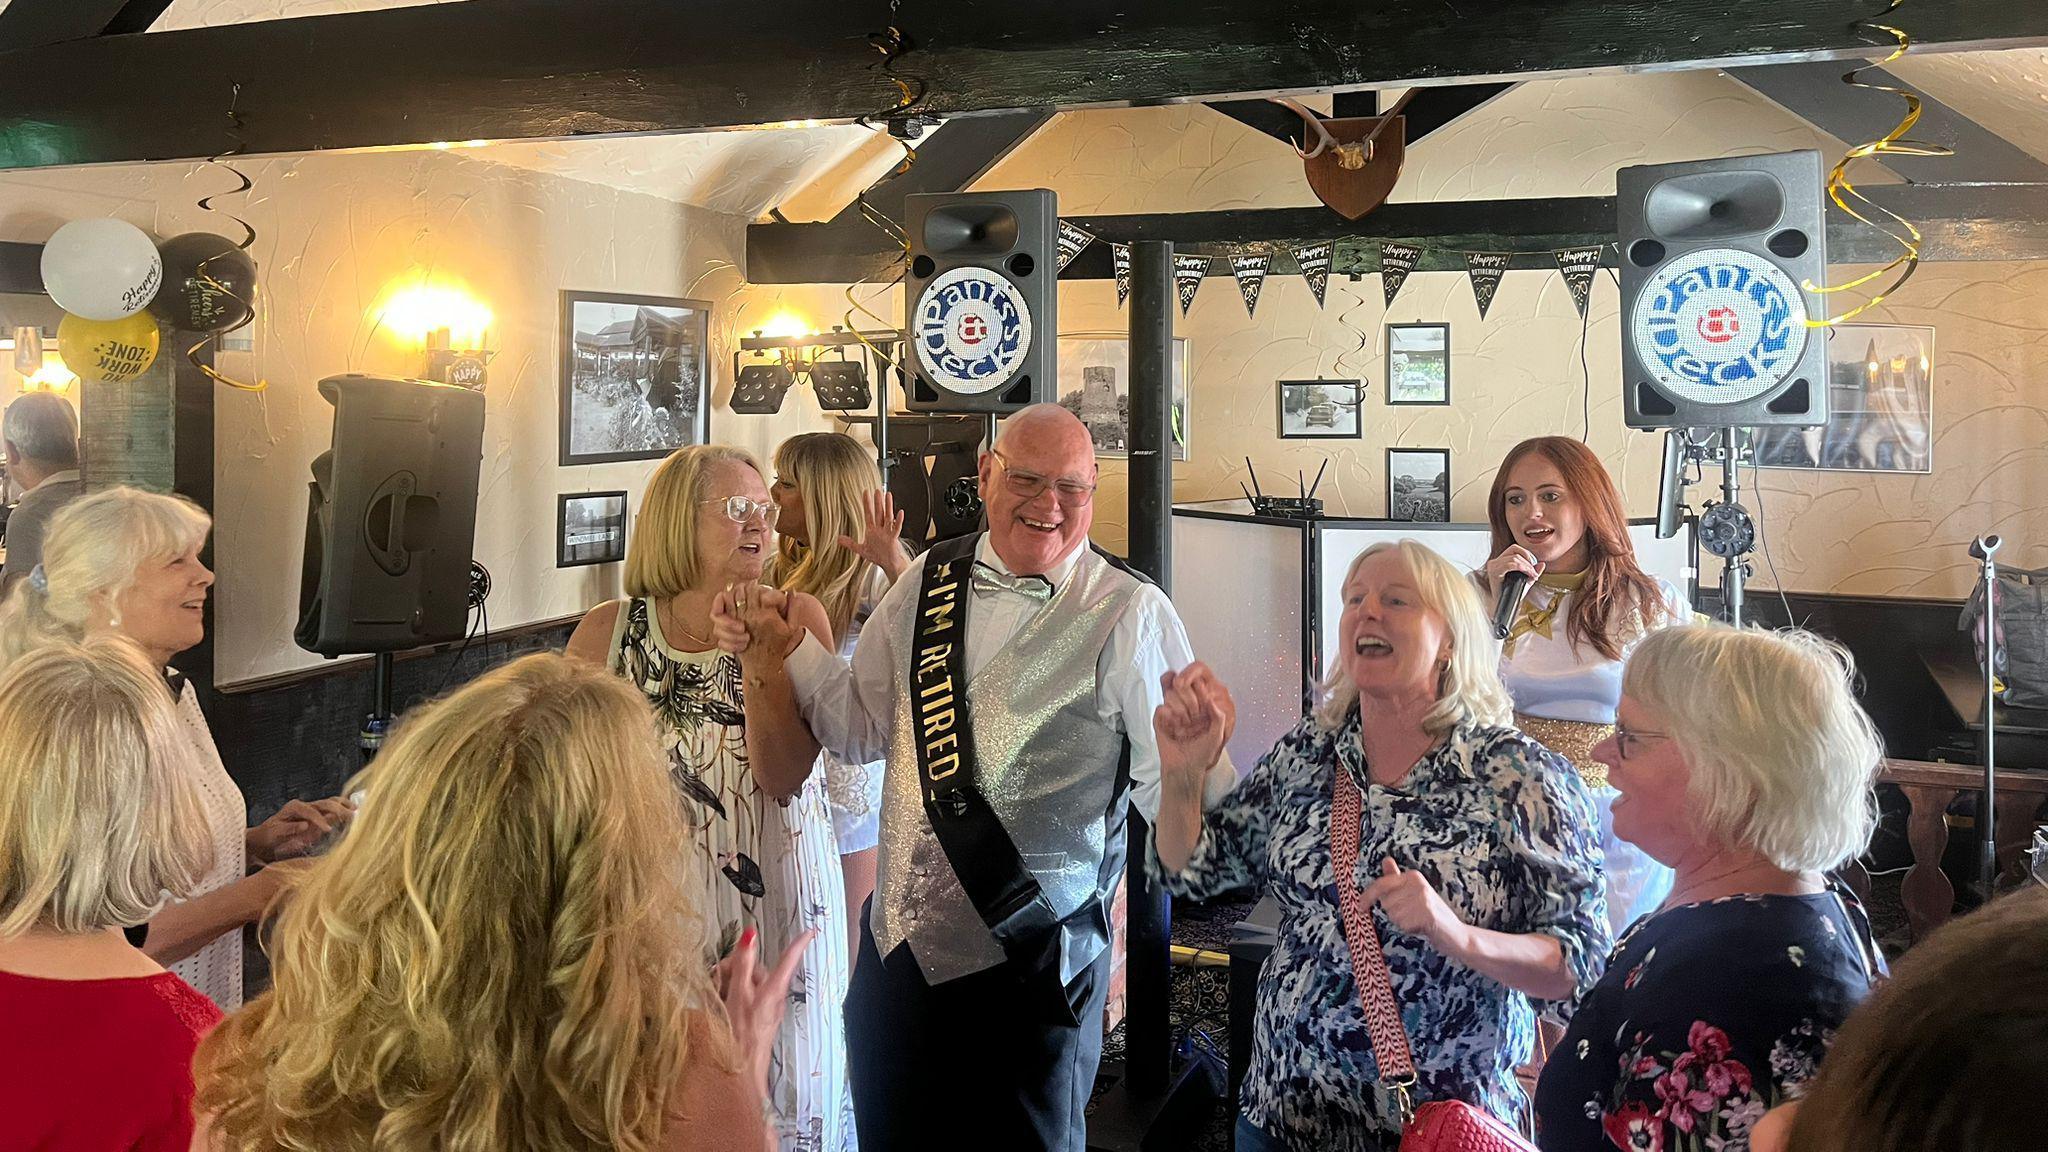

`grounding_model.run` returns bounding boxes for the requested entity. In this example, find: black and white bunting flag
[1055,220,1097,272]
[1174,254,1210,316]
[1379,242,1423,309]
[1464,251,1513,318]
[1291,242,1333,308]
[1113,243,1132,308]
[1230,251,1271,317]
[1554,245,1604,318]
